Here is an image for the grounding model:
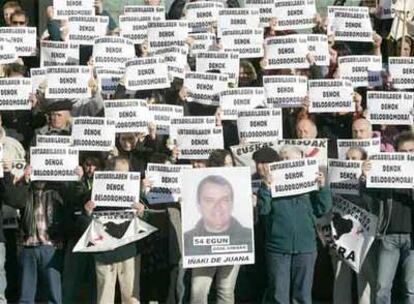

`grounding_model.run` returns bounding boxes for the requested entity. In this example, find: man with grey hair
[352,118,373,140]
